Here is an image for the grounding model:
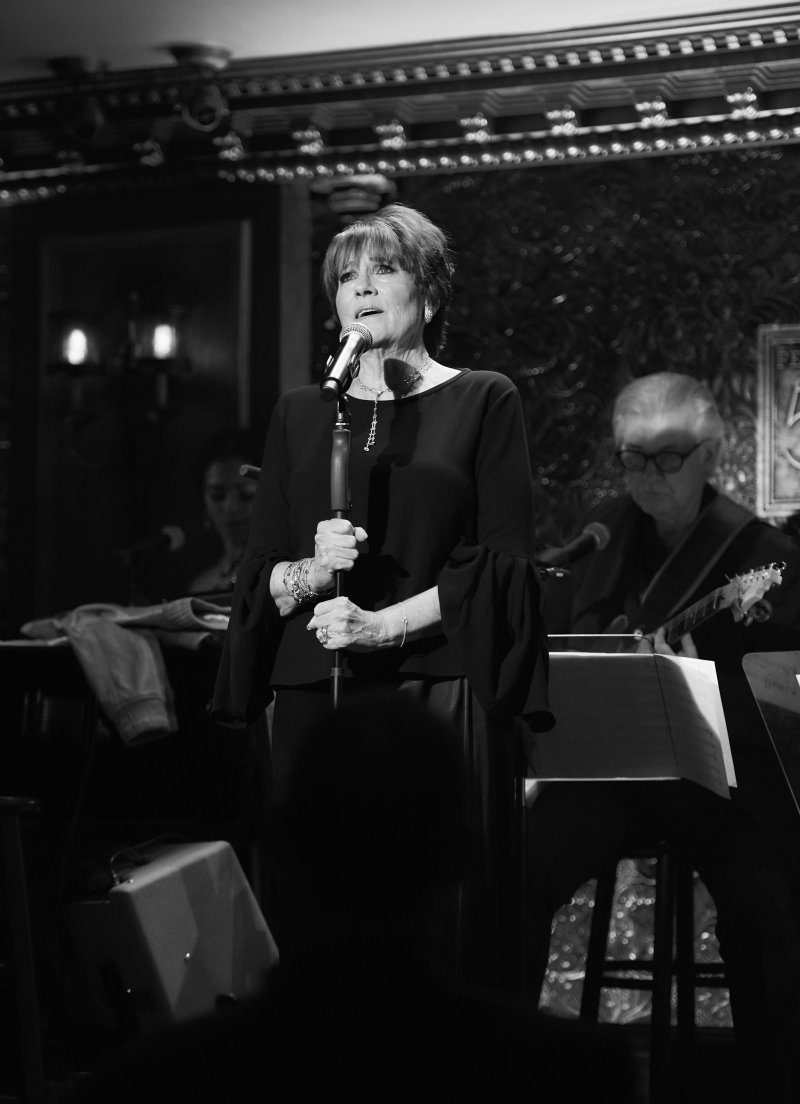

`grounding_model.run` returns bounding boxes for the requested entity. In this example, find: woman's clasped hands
[306,519,391,652]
